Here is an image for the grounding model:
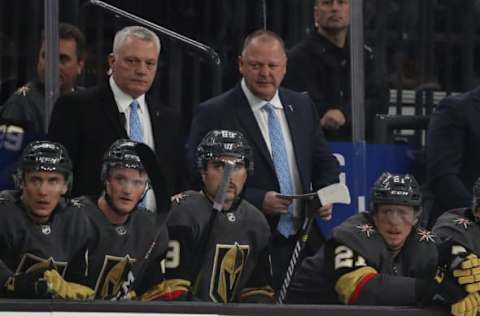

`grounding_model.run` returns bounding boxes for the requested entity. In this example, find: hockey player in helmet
[434,177,480,315]
[0,140,94,299]
[99,138,150,219]
[368,173,422,254]
[288,172,476,313]
[160,130,274,303]
[435,177,480,255]
[13,139,73,215]
[196,129,254,210]
[65,139,170,300]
